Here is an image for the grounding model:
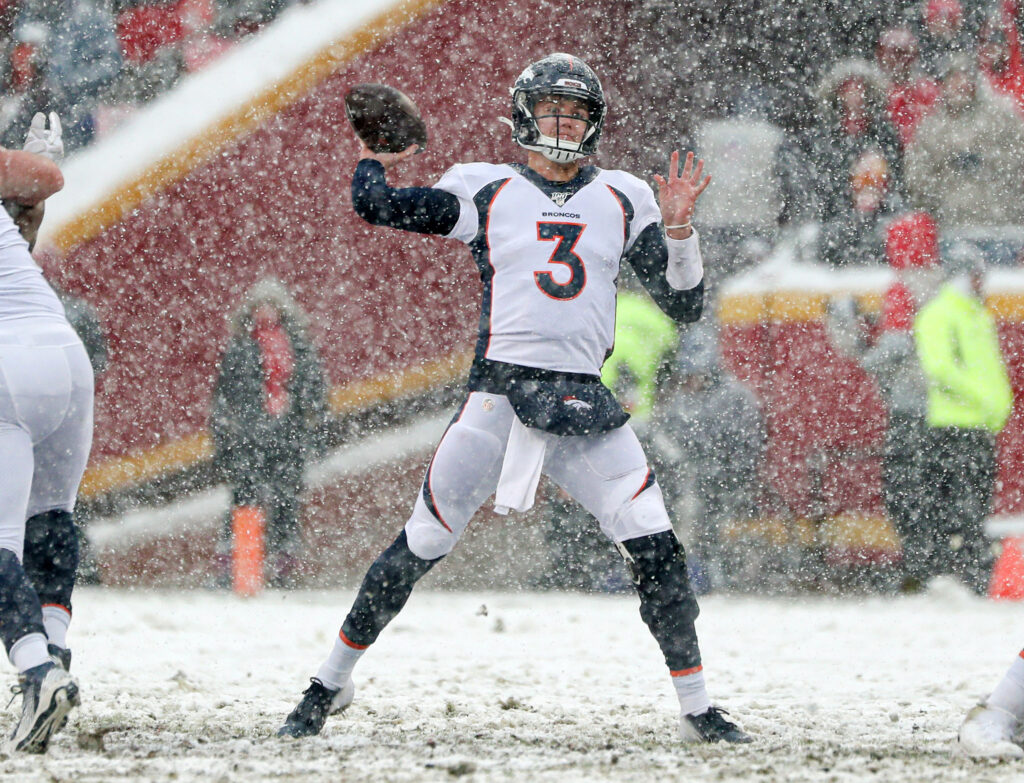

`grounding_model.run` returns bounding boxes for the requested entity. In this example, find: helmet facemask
[514,90,601,163]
